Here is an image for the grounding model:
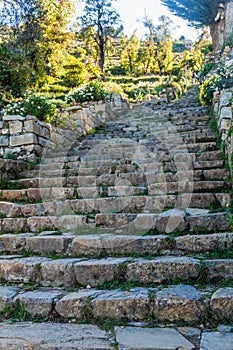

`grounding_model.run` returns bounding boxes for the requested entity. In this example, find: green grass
[0,179,26,190]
